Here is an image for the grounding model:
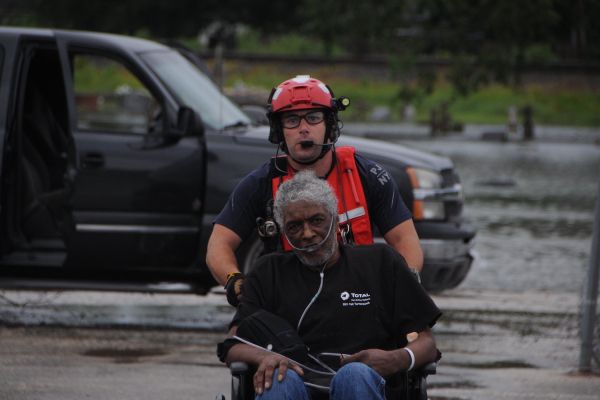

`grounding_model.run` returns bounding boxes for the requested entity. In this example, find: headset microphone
[299,140,314,148]
[299,140,332,148]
